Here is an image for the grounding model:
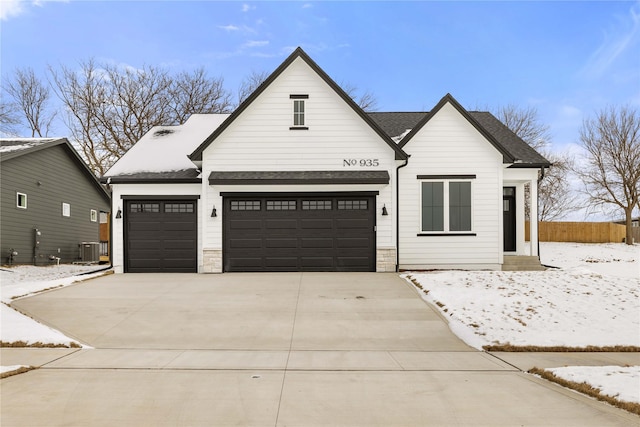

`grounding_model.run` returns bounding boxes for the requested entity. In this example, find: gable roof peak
[398,93,516,163]
[189,47,408,161]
